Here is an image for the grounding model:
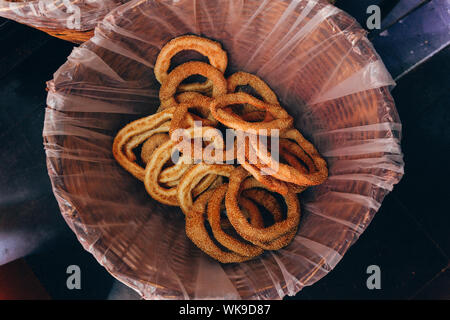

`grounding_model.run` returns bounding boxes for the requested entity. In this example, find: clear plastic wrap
[0,0,127,33]
[43,0,404,299]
